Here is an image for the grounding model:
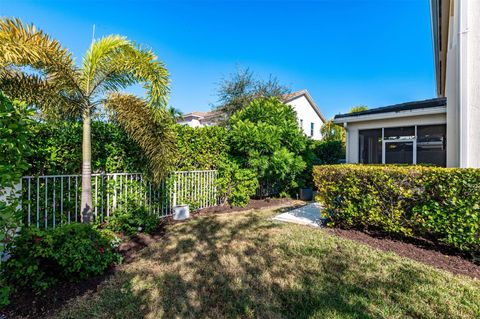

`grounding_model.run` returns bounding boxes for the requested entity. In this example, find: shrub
[174,125,230,171]
[1,223,121,293]
[313,165,480,252]
[0,92,34,307]
[102,202,158,236]
[217,160,258,207]
[25,120,147,175]
[50,224,121,278]
[313,140,345,164]
[228,97,307,194]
